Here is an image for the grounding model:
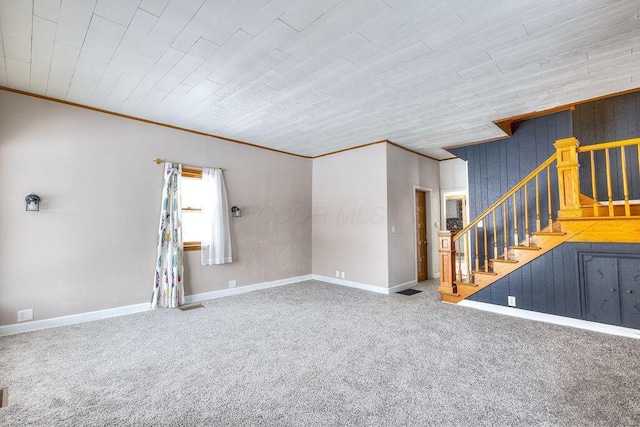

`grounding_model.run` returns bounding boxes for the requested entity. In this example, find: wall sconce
[231,206,241,218]
[25,194,41,212]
